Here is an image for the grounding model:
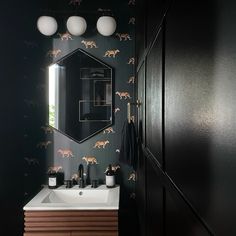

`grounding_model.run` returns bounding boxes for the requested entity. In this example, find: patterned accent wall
[23,0,136,211]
